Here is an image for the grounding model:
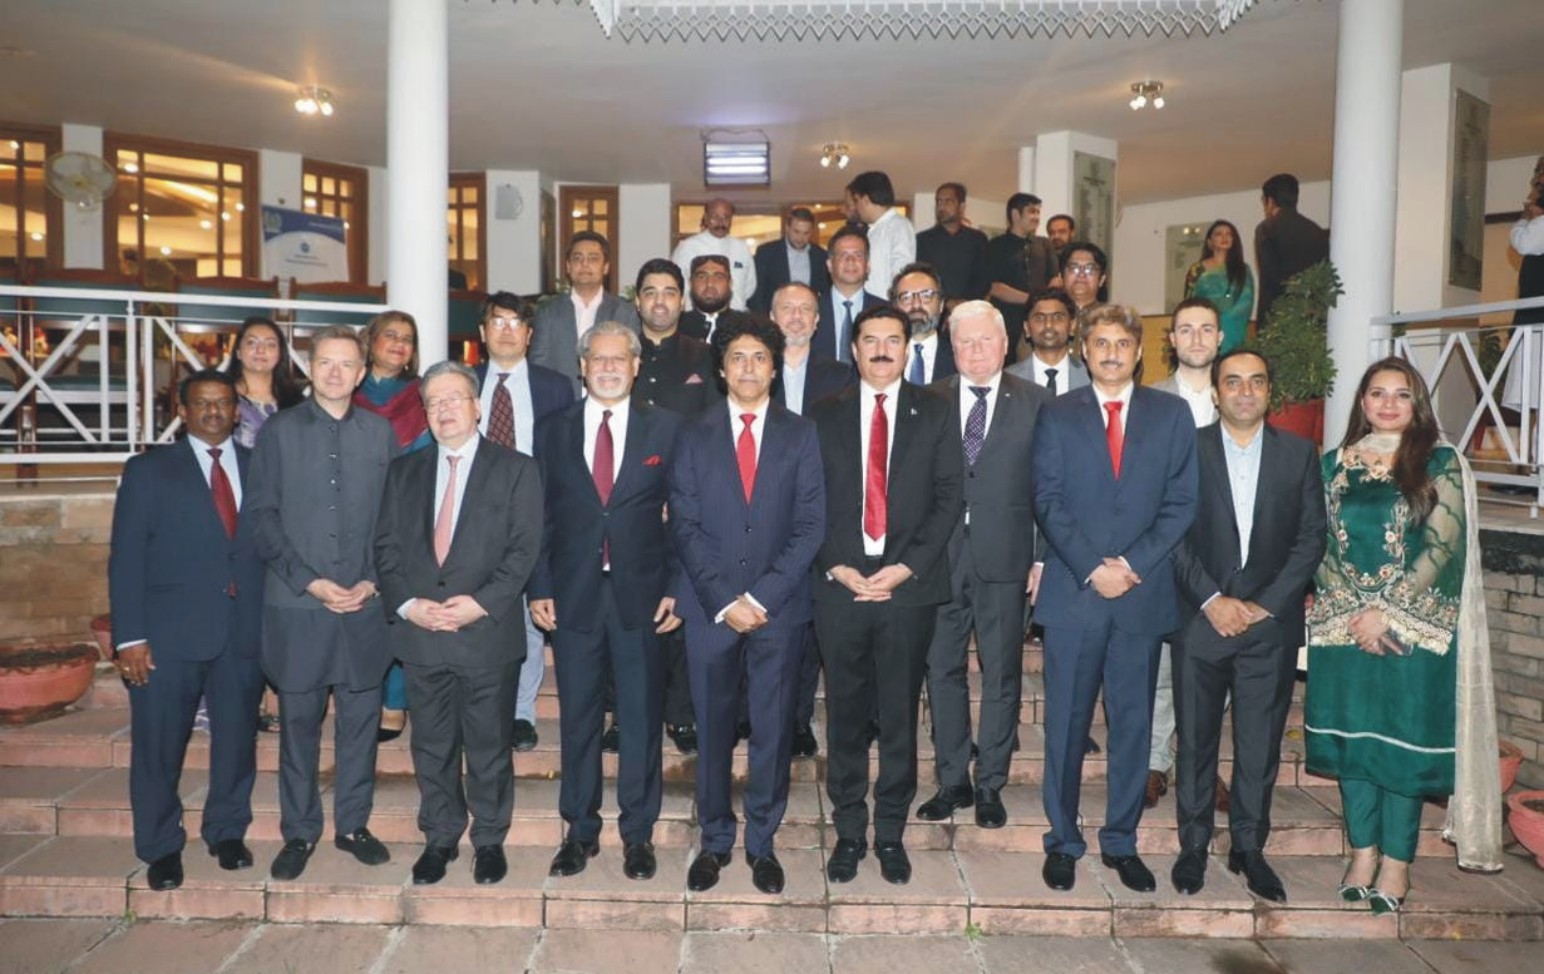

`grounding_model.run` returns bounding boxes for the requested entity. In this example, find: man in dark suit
[529,231,642,394]
[474,291,574,753]
[529,321,684,883]
[812,305,964,886]
[679,254,733,343]
[987,193,1060,344]
[108,369,267,891]
[891,262,957,385]
[1031,303,1197,895]
[915,182,990,310]
[917,302,1048,829]
[670,314,826,896]
[1254,173,1329,328]
[374,361,543,886]
[751,207,830,313]
[814,225,885,364]
[1170,349,1326,901]
[247,325,398,882]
